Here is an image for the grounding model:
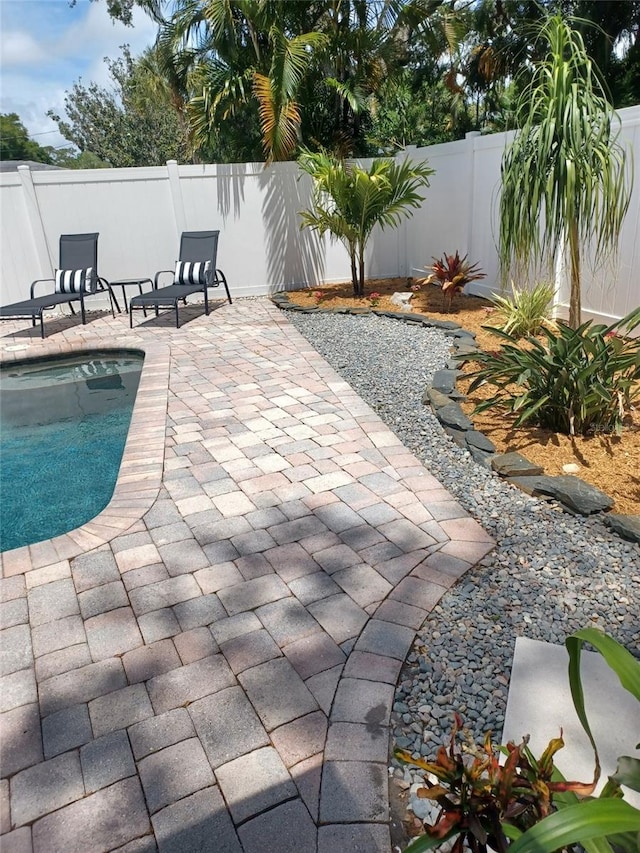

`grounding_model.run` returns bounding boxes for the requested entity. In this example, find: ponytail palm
[299,151,433,296]
[500,13,632,329]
